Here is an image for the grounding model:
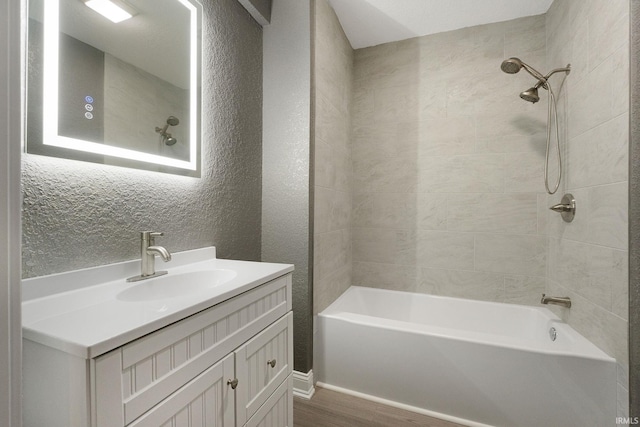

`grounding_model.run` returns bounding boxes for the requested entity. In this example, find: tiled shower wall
[313,0,353,314]
[544,0,629,414]
[352,15,550,305]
